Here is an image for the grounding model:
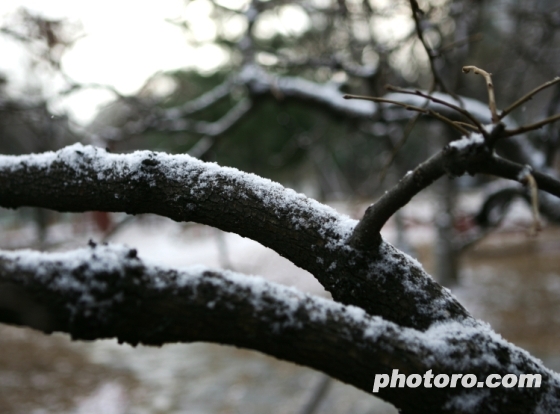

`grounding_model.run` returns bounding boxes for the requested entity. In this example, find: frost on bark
[0,145,560,413]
